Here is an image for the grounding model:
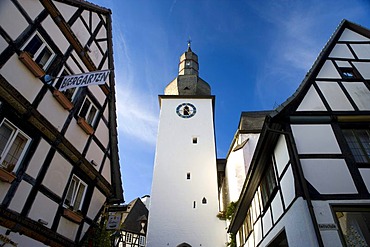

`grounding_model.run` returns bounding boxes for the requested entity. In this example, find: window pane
[336,211,370,246]
[73,183,85,211]
[86,106,97,125]
[24,35,43,57]
[66,178,77,206]
[35,47,52,68]
[0,124,13,156]
[3,133,27,170]
[343,129,369,163]
[79,99,91,119]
